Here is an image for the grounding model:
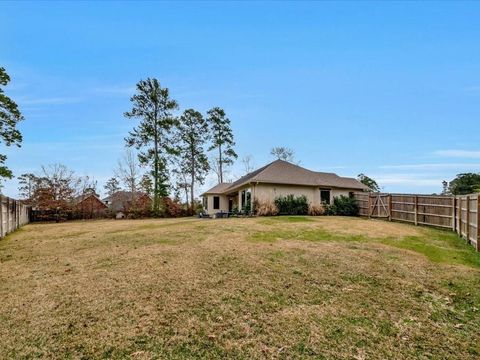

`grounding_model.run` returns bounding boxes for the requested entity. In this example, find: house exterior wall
[204,194,229,215]
[203,184,360,215]
[254,183,320,205]
[74,196,107,219]
[254,183,357,206]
